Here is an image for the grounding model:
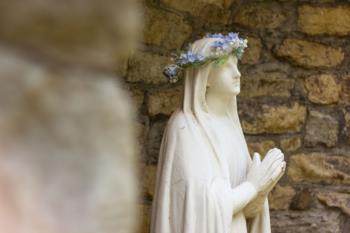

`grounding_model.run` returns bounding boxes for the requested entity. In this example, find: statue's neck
[205,90,235,118]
